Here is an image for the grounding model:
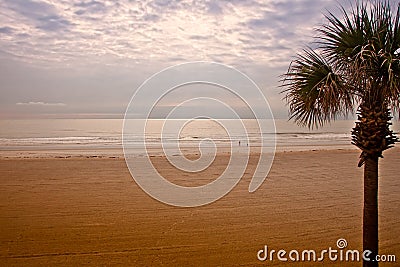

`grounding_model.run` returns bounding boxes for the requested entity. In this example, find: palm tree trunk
[352,104,398,267]
[363,157,379,267]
